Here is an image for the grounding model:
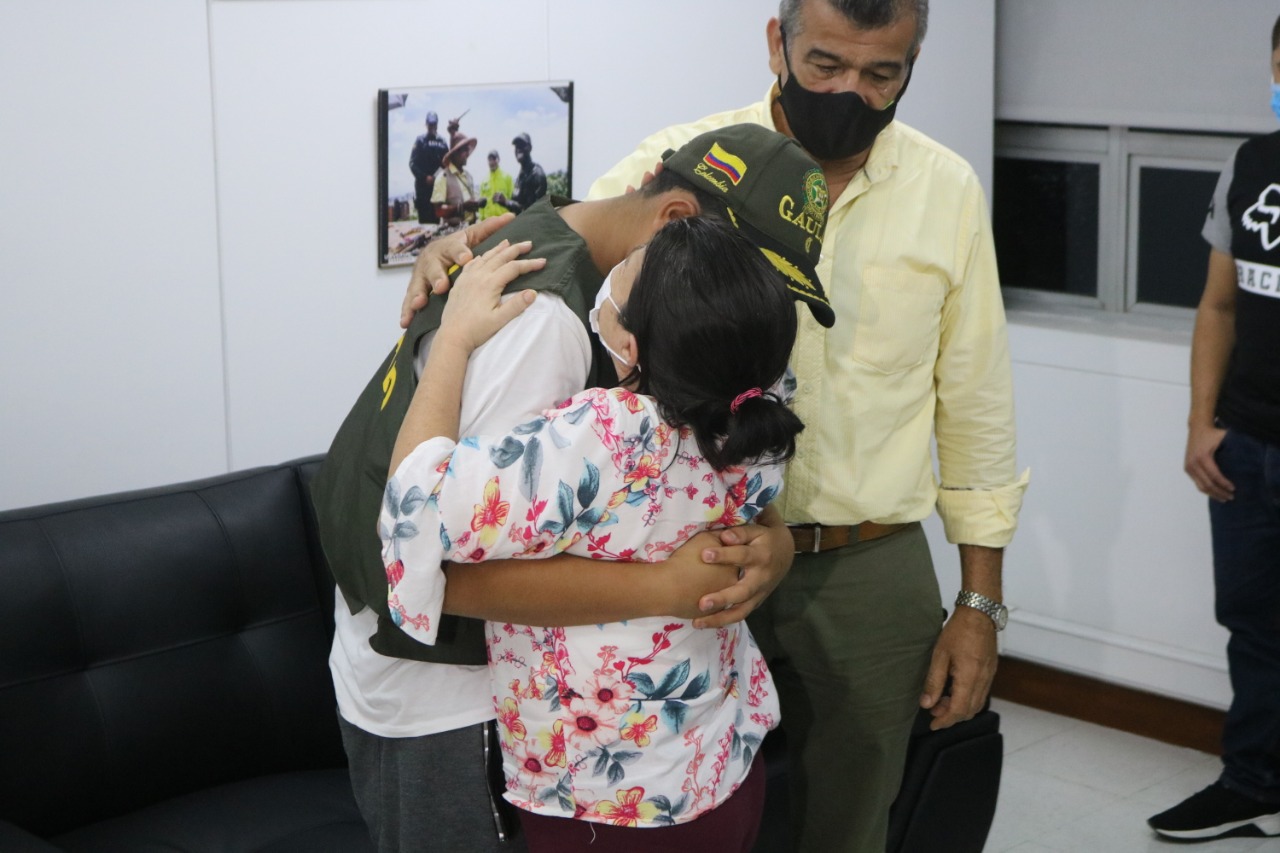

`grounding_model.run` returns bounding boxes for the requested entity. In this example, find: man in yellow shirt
[478,149,514,220]
[586,1,1027,851]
